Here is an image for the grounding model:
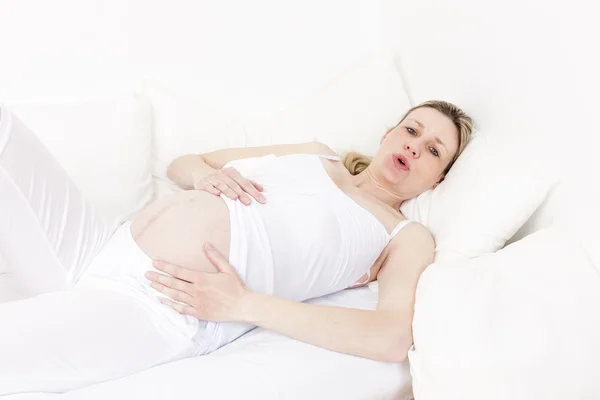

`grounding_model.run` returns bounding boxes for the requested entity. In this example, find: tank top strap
[389,219,412,239]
